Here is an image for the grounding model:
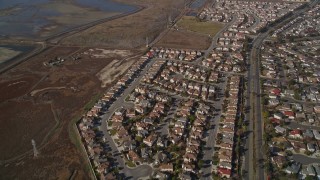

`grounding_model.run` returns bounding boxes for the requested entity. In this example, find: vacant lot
[0,45,141,179]
[177,16,224,36]
[155,29,211,50]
